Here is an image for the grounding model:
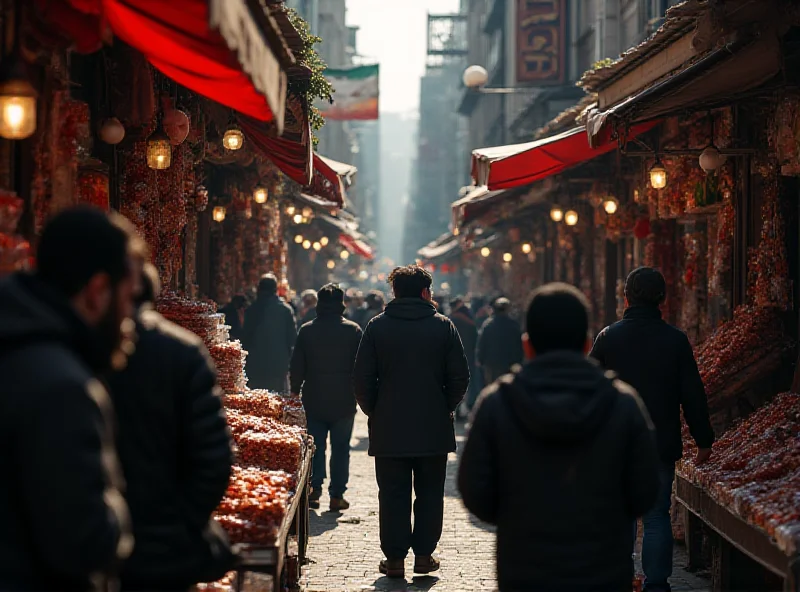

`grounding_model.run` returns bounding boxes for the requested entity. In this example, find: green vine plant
[286,8,335,146]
